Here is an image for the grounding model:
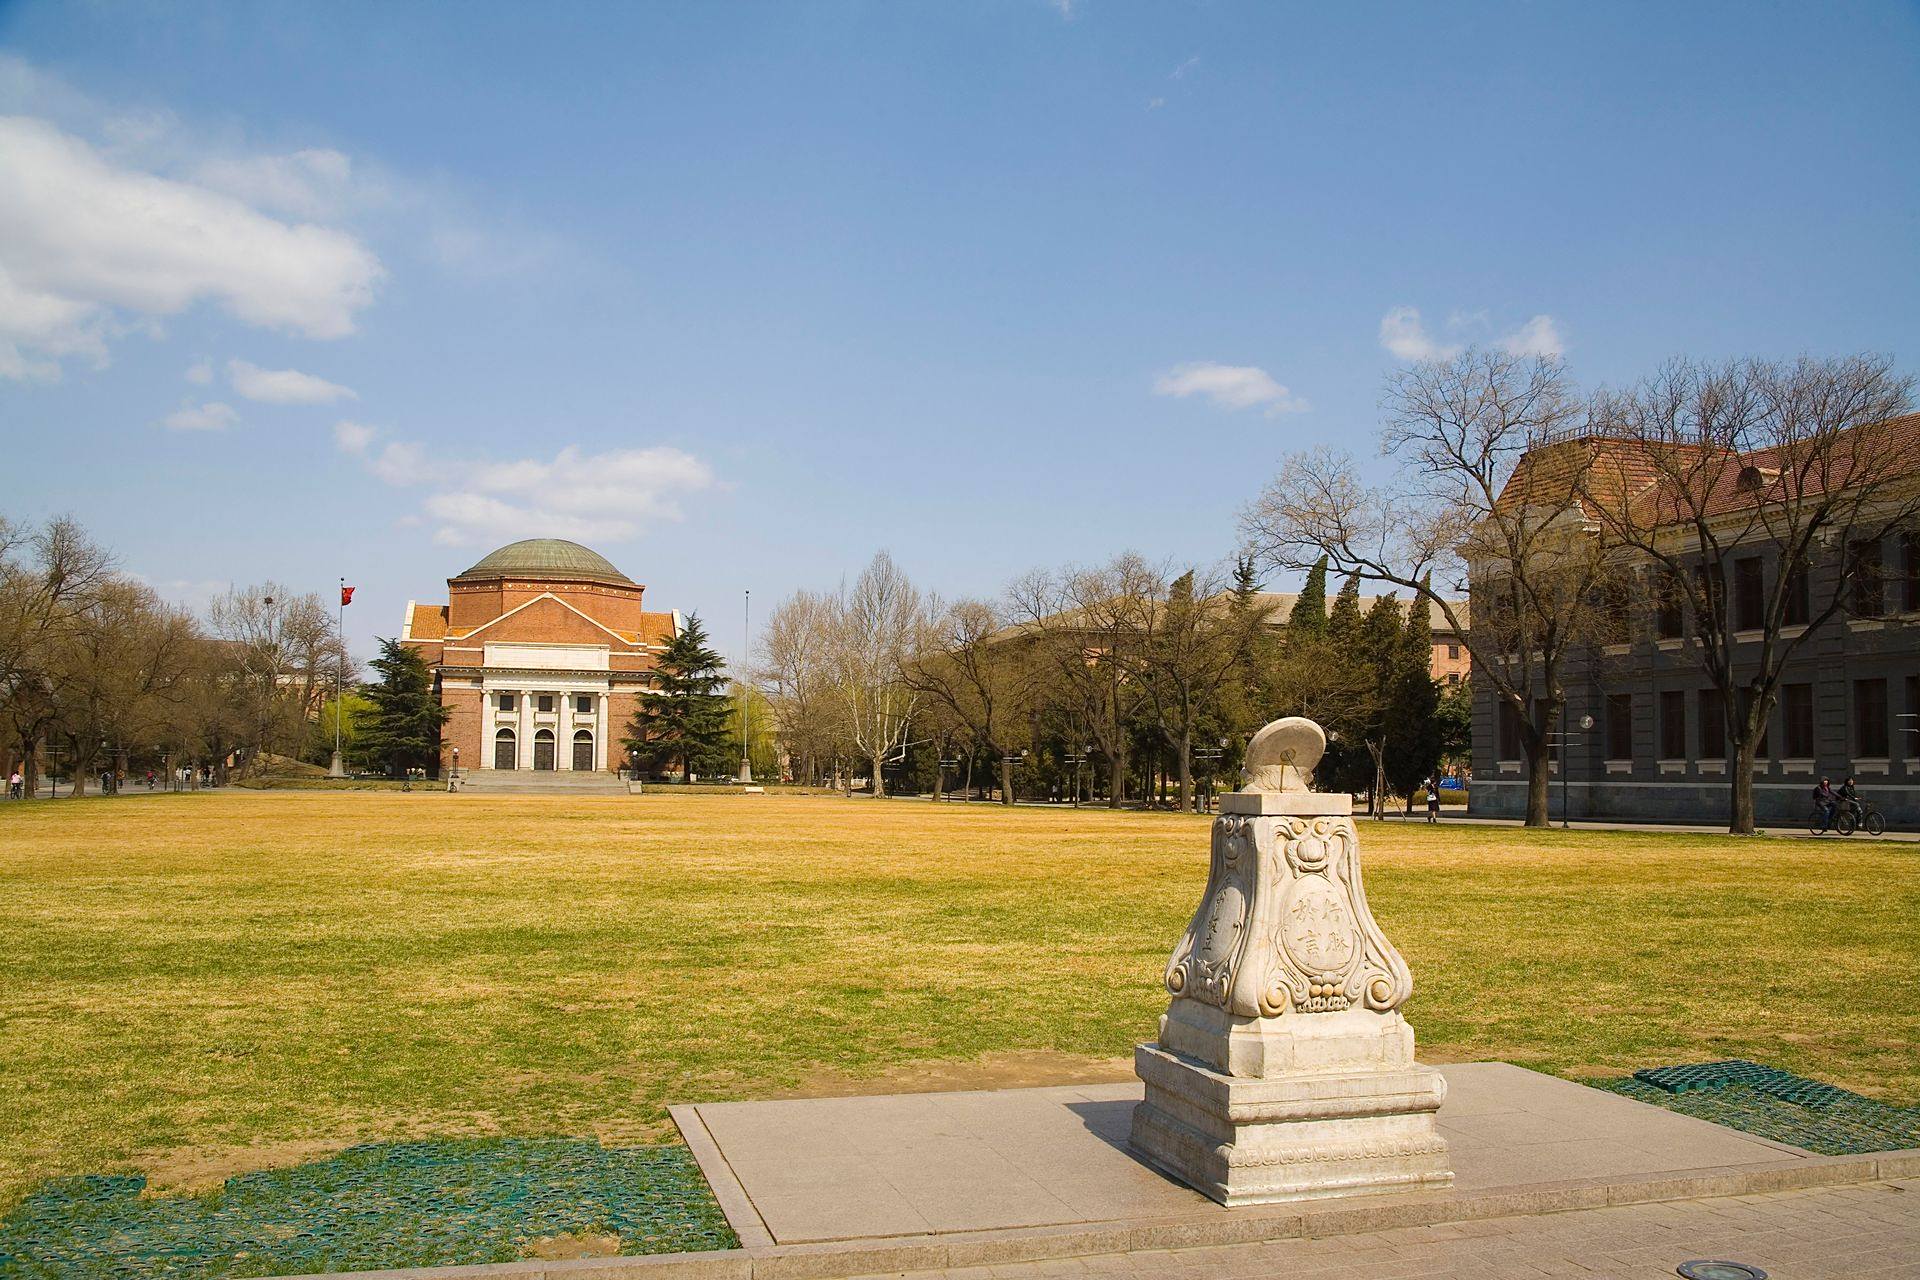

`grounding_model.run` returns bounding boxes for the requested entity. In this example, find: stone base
[1130,1042,1452,1206]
